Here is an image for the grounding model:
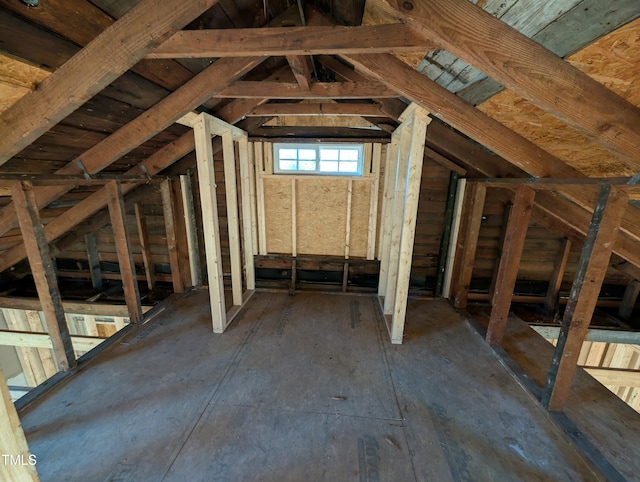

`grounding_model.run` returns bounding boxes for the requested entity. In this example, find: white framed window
[273,143,364,176]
